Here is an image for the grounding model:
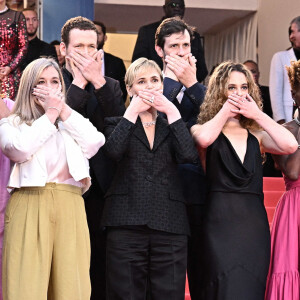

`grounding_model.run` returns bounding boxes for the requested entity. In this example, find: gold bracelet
[47,107,60,114]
